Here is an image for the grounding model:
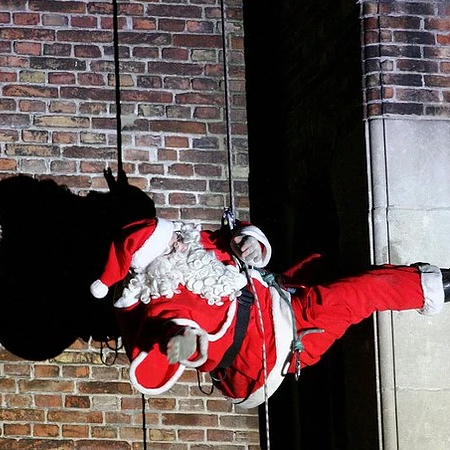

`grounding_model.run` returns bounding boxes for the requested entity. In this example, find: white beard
[131,222,246,306]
